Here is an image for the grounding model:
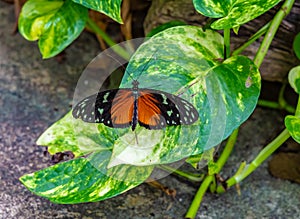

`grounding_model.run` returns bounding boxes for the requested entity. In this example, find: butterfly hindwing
[138,89,199,130]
